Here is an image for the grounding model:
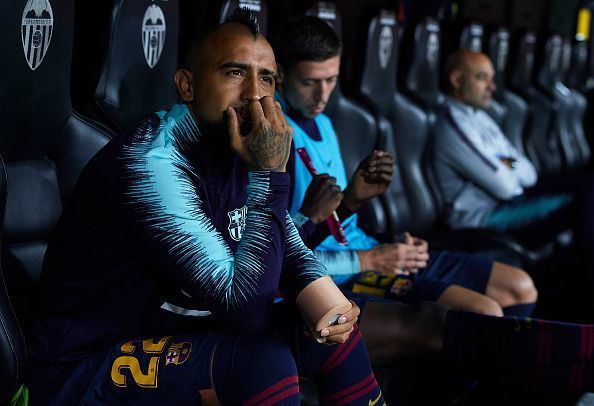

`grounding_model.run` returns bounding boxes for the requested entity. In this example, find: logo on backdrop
[142,5,166,68]
[496,37,509,72]
[426,32,439,67]
[548,36,562,73]
[378,26,393,69]
[239,0,261,12]
[228,206,248,241]
[21,0,54,70]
